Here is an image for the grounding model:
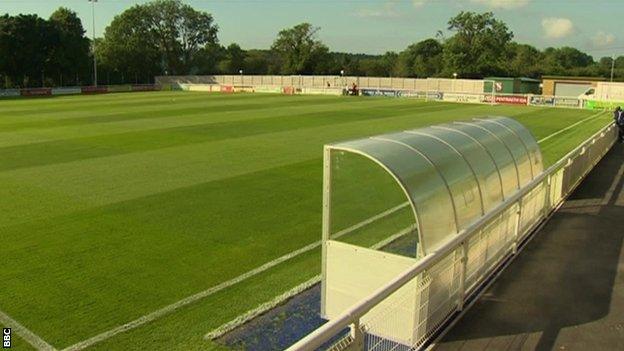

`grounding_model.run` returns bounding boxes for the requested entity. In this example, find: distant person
[616,106,624,143]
